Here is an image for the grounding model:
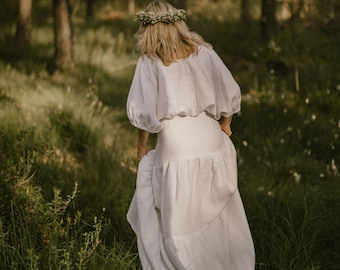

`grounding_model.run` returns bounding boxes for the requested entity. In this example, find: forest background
[0,0,339,269]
